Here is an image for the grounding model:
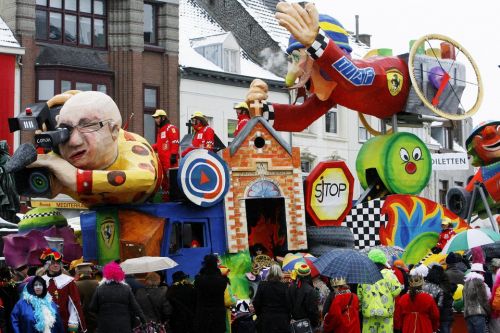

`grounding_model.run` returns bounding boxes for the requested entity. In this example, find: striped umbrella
[314,248,383,284]
[281,252,319,277]
[442,228,500,254]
